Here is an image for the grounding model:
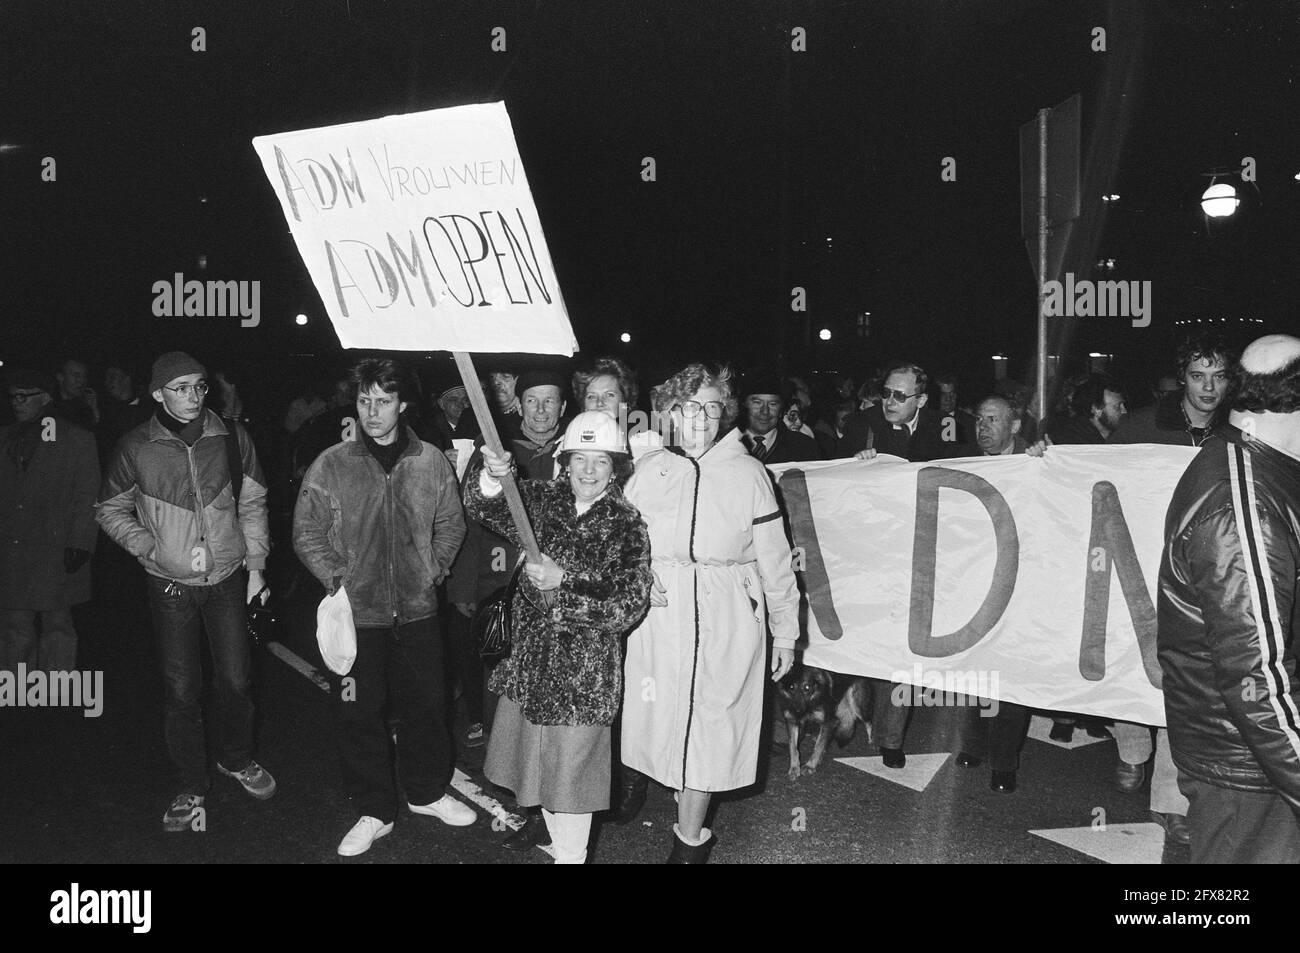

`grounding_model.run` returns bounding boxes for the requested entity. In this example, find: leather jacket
[1158,427,1300,809]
